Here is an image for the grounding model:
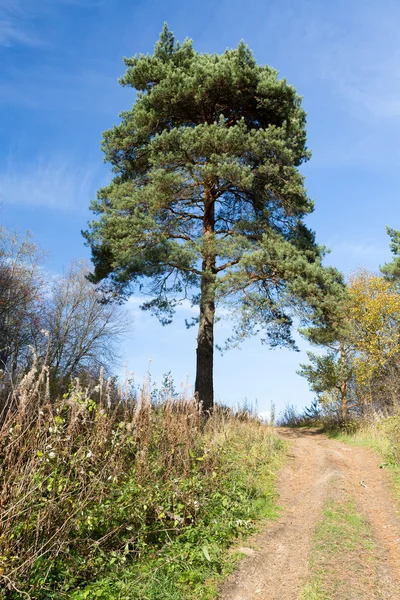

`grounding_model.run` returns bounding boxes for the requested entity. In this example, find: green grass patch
[314,501,373,554]
[326,426,390,456]
[299,499,377,600]
[299,581,329,600]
